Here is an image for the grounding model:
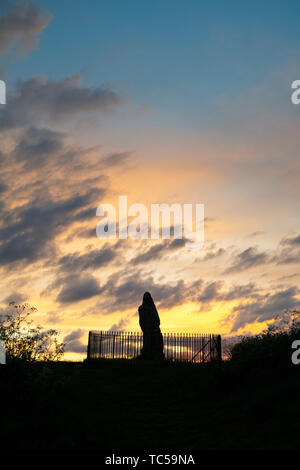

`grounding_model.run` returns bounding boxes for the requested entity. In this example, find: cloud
[1,292,26,305]
[64,328,87,353]
[12,126,65,169]
[200,247,225,261]
[275,248,300,265]
[225,246,270,273]
[95,268,255,315]
[130,239,186,265]
[195,281,257,309]
[229,286,299,331]
[0,0,52,56]
[197,281,223,304]
[100,151,132,168]
[0,75,125,129]
[223,283,258,301]
[58,245,118,273]
[284,234,300,246]
[0,120,132,281]
[109,317,131,331]
[248,231,265,238]
[0,190,99,265]
[274,234,300,264]
[92,265,264,316]
[0,182,7,194]
[94,270,201,314]
[57,274,101,303]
